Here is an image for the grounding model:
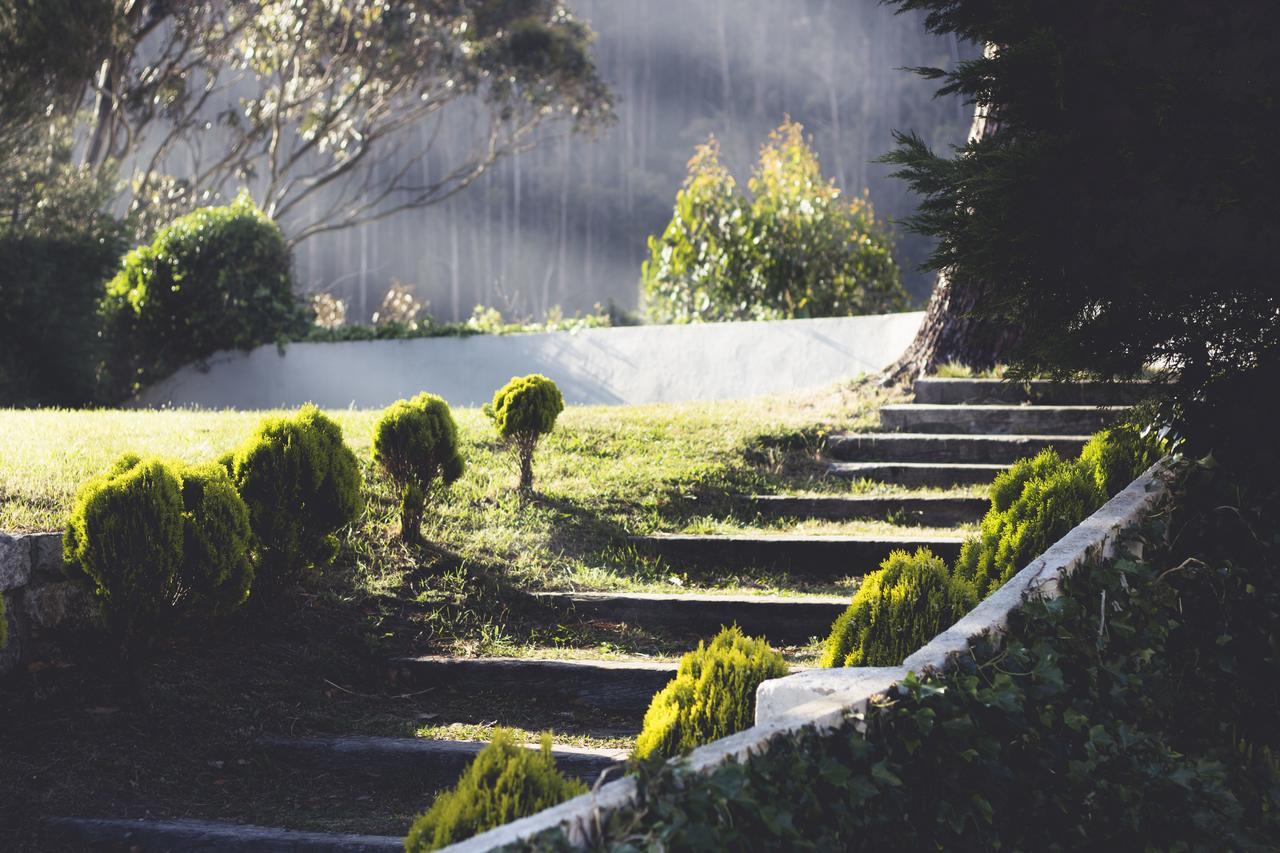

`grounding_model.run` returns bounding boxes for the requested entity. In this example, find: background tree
[880,0,1280,464]
[642,120,908,323]
[8,0,611,245]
